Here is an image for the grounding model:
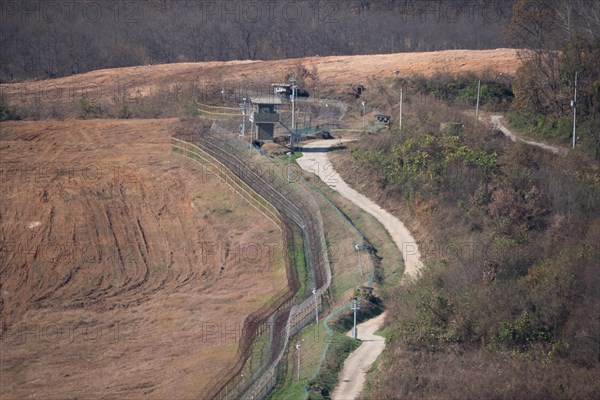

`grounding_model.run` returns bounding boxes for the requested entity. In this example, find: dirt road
[297,139,423,399]
[331,313,387,400]
[489,115,568,156]
[297,139,423,280]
